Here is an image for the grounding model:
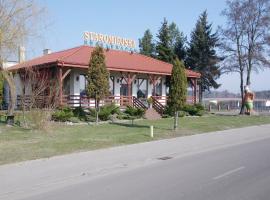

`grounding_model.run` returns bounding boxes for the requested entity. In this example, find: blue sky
[32,0,270,93]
